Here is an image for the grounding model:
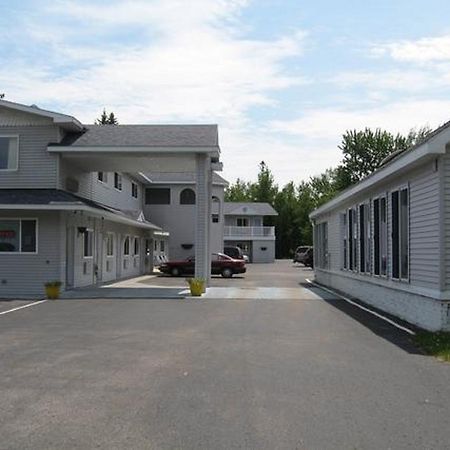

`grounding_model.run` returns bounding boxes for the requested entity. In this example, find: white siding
[443,151,450,289]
